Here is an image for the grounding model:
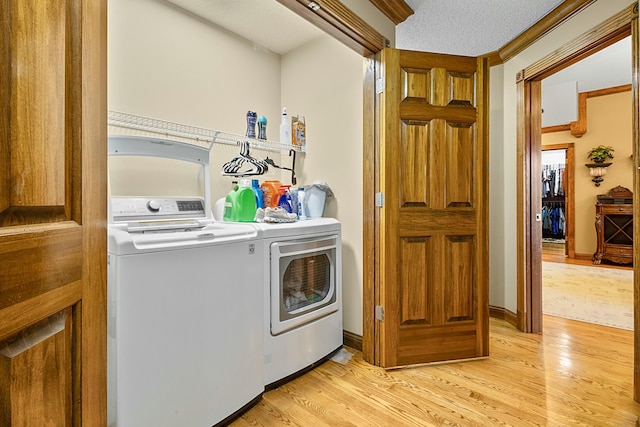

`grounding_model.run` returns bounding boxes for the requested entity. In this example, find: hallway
[542,242,633,330]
